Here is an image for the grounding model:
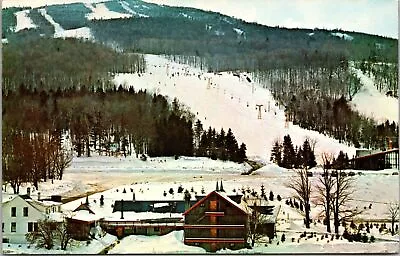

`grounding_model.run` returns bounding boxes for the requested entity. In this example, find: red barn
[183,190,250,252]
